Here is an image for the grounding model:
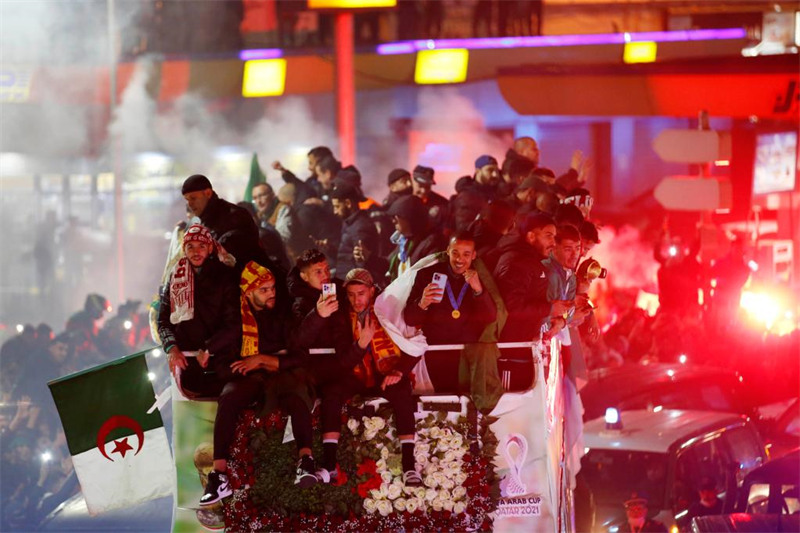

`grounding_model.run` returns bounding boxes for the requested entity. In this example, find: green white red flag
[48,351,174,515]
